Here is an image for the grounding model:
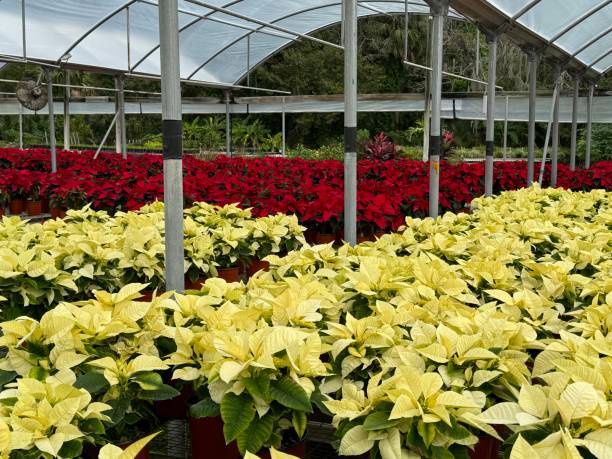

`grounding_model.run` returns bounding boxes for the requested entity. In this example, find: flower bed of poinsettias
[0,147,610,233]
[0,201,304,320]
[0,186,610,459]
